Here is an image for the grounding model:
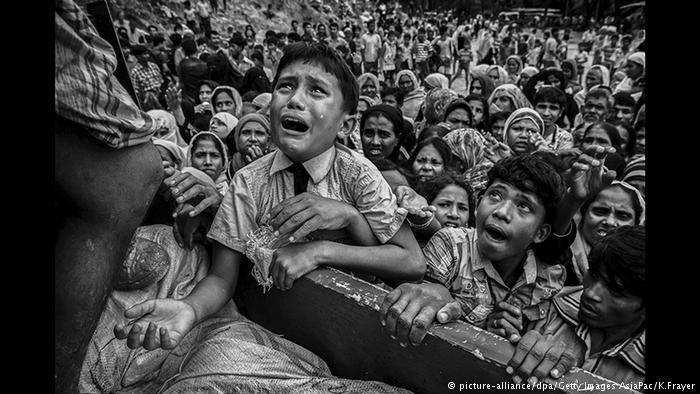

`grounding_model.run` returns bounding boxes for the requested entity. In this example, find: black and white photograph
[55,0,658,392]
